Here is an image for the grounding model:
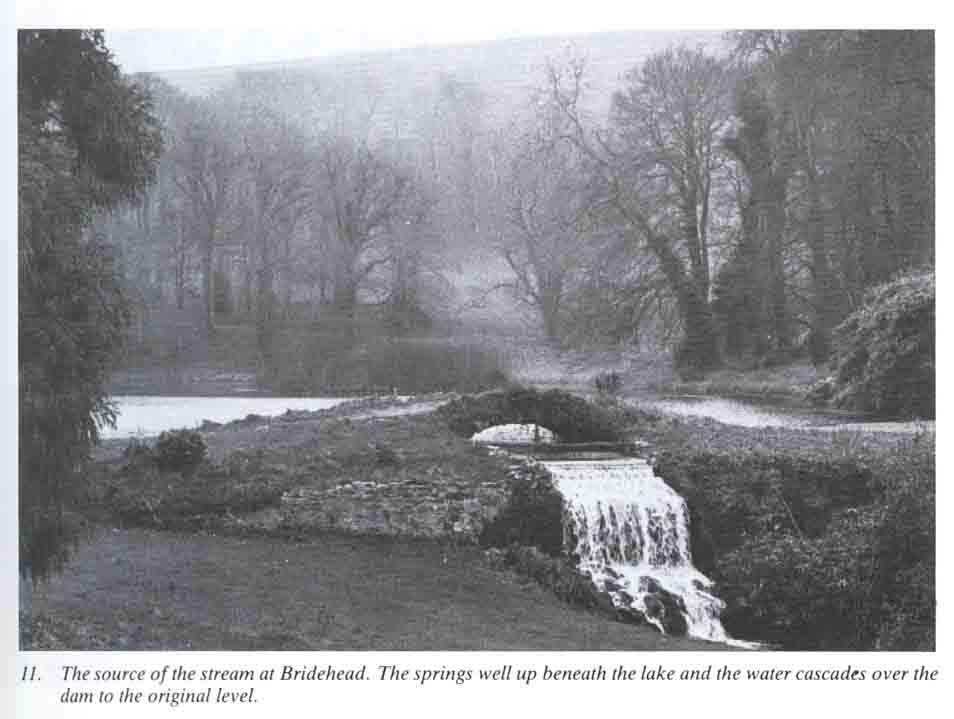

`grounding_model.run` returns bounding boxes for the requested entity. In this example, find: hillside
[152,30,727,115]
